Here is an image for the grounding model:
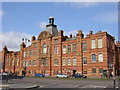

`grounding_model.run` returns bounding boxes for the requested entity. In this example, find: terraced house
[1,17,120,78]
